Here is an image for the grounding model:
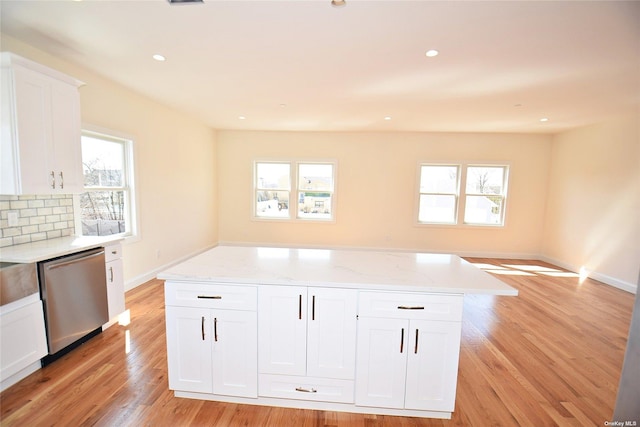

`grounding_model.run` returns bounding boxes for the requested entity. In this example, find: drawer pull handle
[109,266,114,282]
[51,171,56,189]
[295,387,317,393]
[198,295,222,299]
[214,317,218,342]
[400,328,405,353]
[415,329,419,354]
[397,306,425,310]
[201,316,205,340]
[299,294,302,320]
[312,295,316,321]
[59,171,64,189]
